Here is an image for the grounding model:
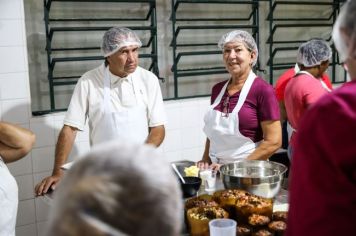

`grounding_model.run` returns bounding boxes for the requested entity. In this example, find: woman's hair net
[46,141,182,236]
[101,27,142,57]
[332,0,356,62]
[296,39,332,67]
[218,30,259,66]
